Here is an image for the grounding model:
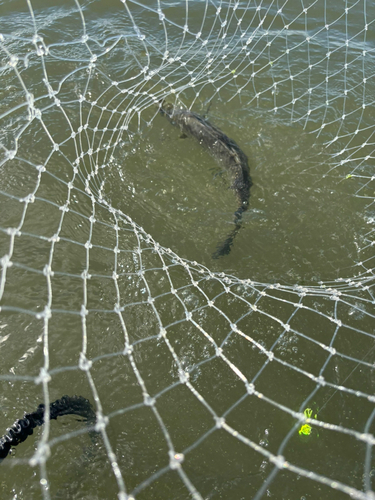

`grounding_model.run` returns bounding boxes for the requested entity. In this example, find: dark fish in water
[160,102,252,258]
